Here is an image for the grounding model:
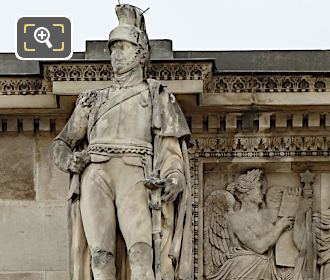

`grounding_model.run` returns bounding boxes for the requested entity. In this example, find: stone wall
[0,132,69,280]
[1,54,330,279]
